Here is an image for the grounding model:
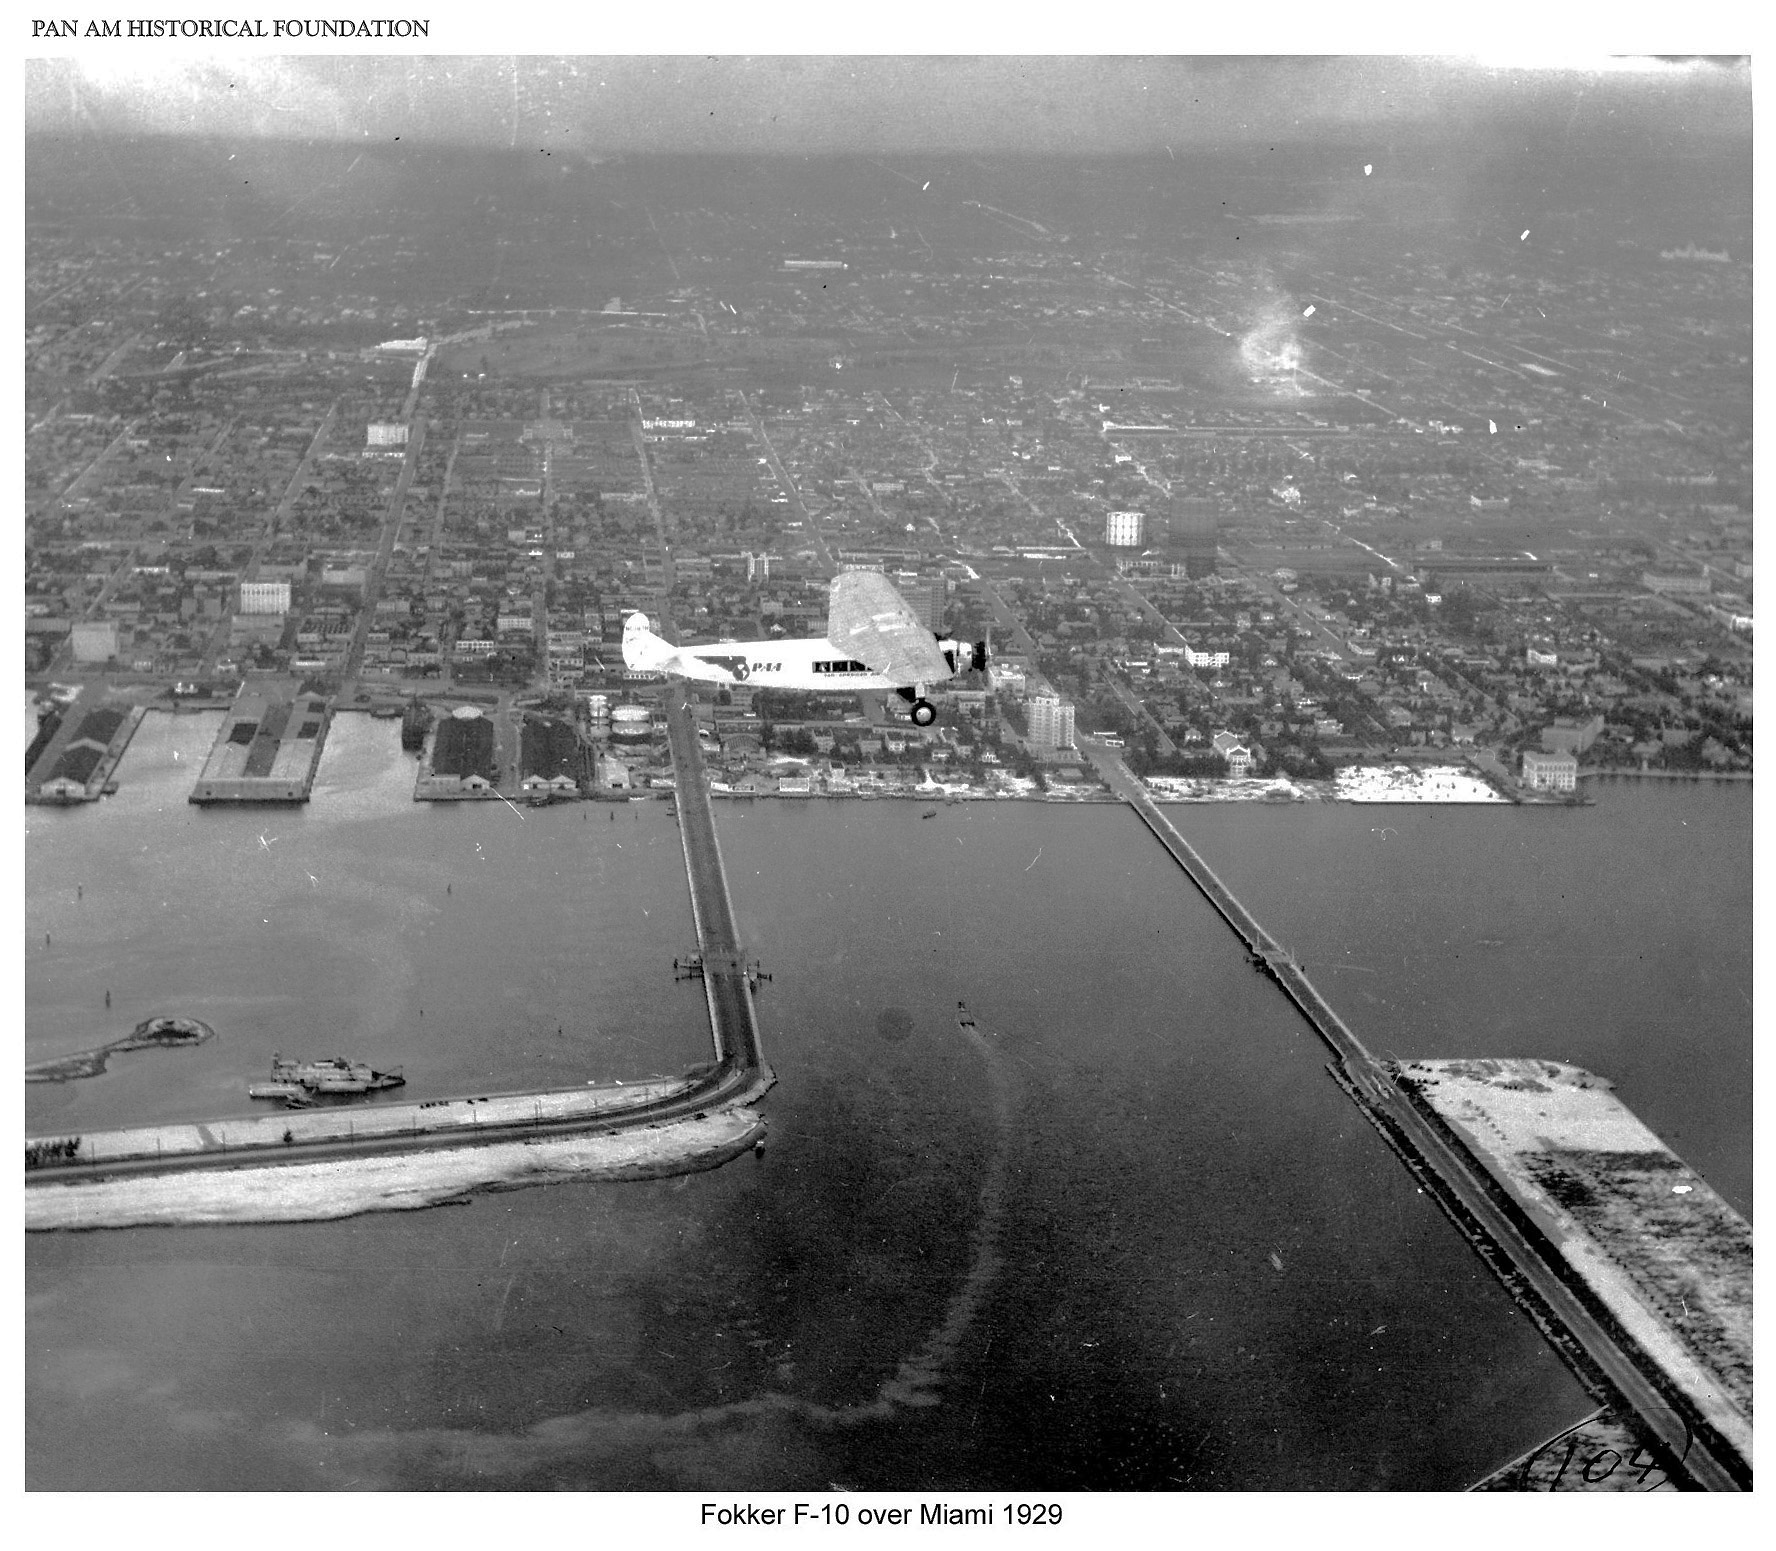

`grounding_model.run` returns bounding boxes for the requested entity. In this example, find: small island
[26,1015,216,1083]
